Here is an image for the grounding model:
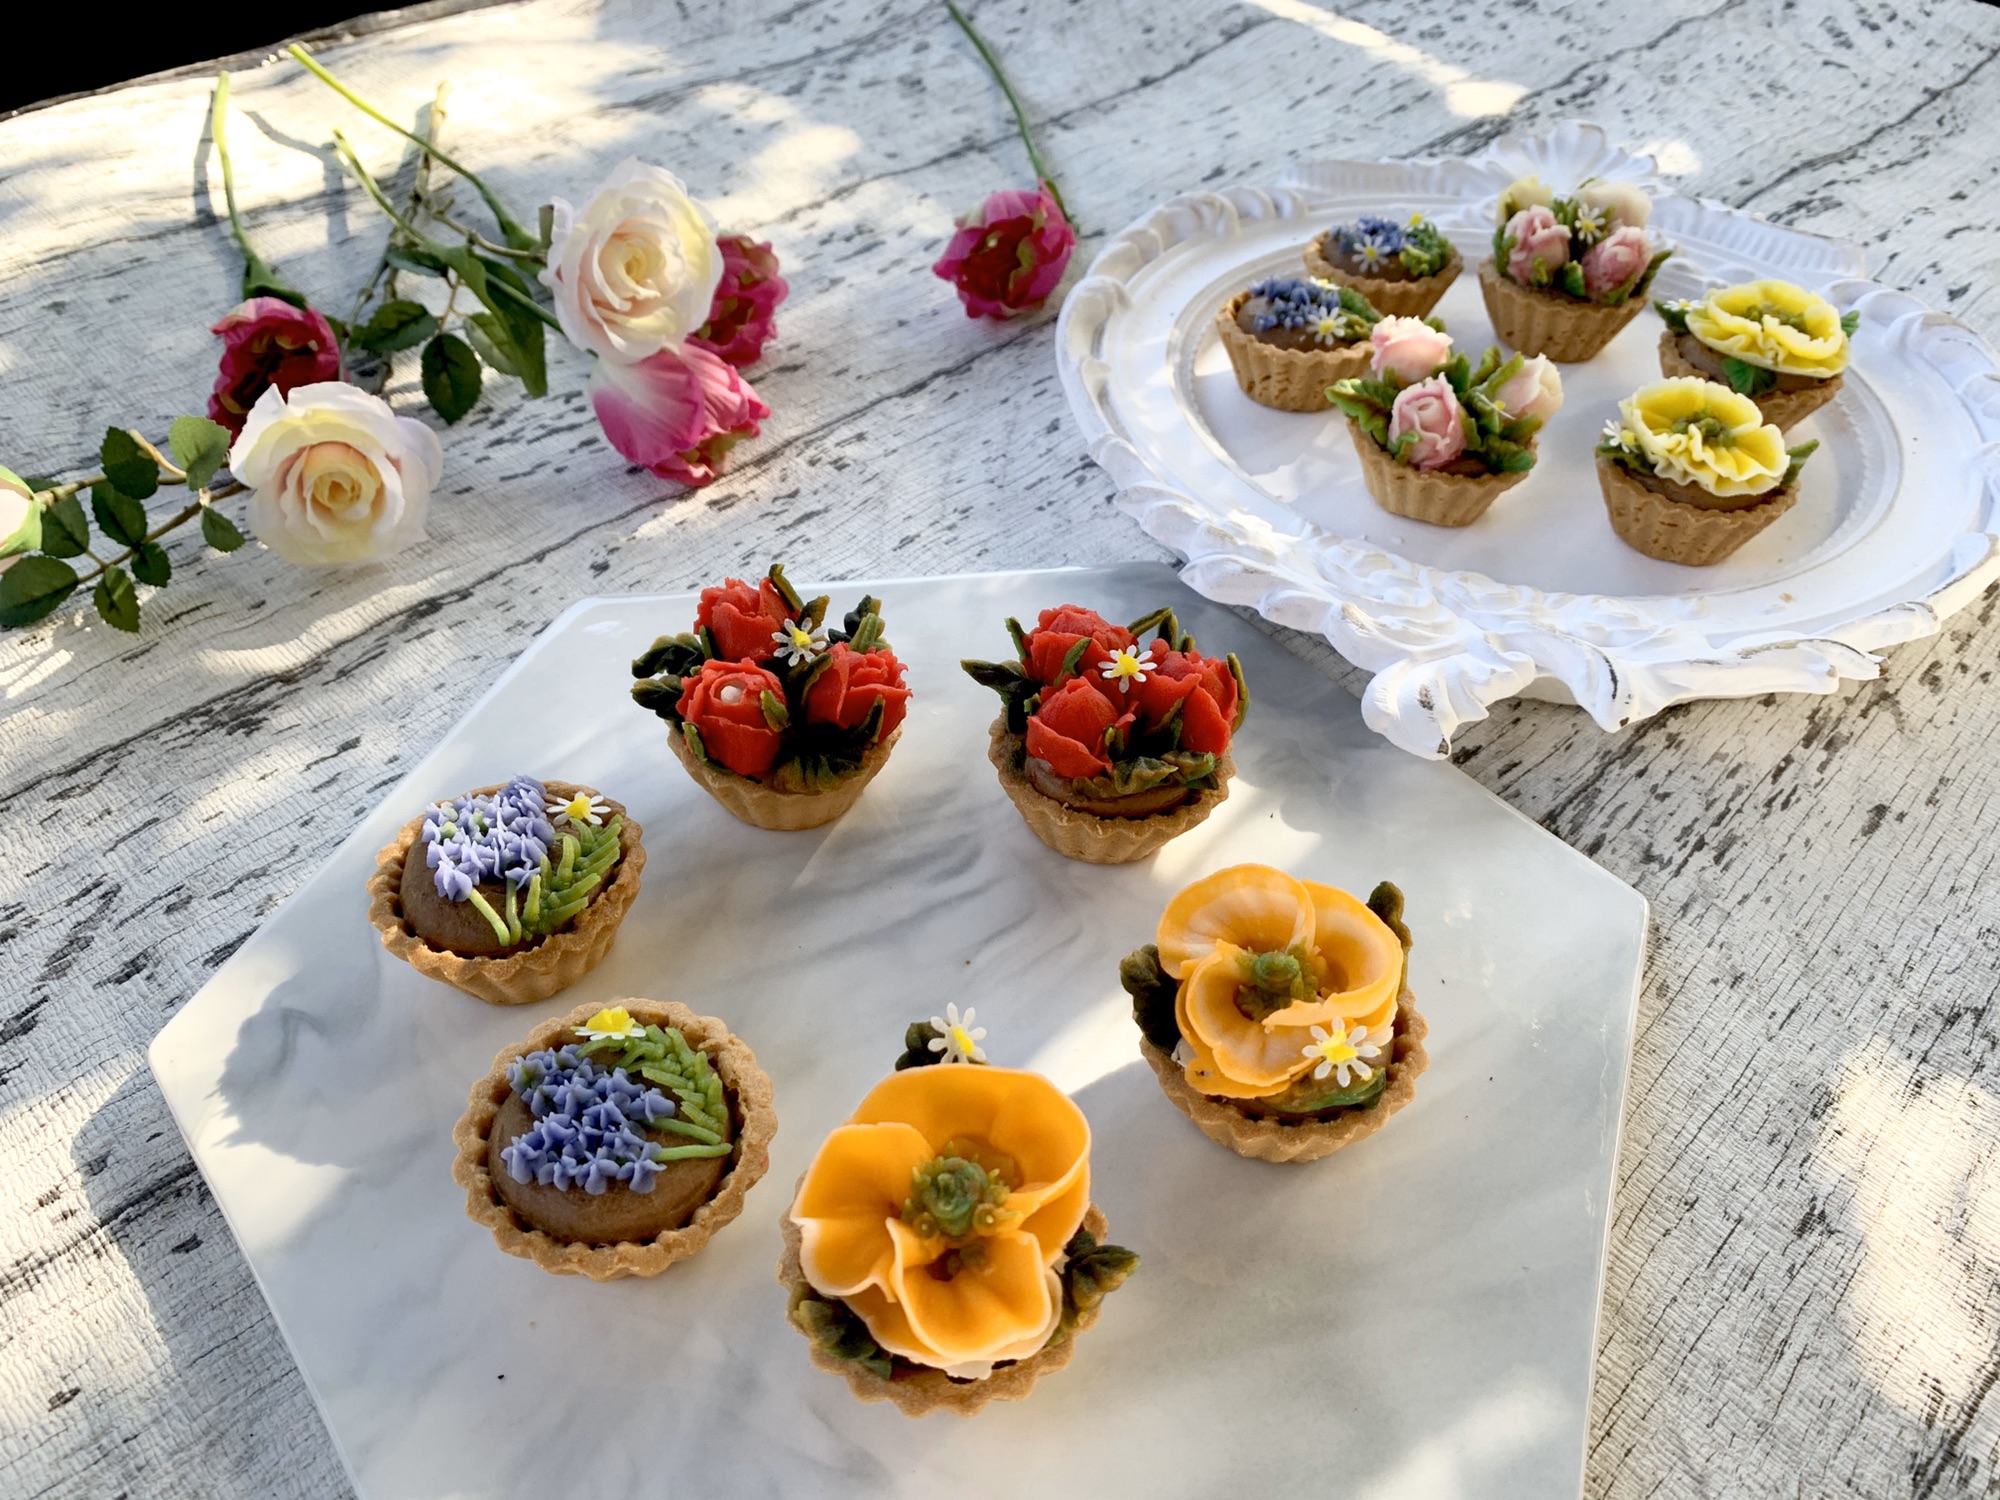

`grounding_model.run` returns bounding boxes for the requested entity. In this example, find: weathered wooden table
[3,1,1997,1495]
